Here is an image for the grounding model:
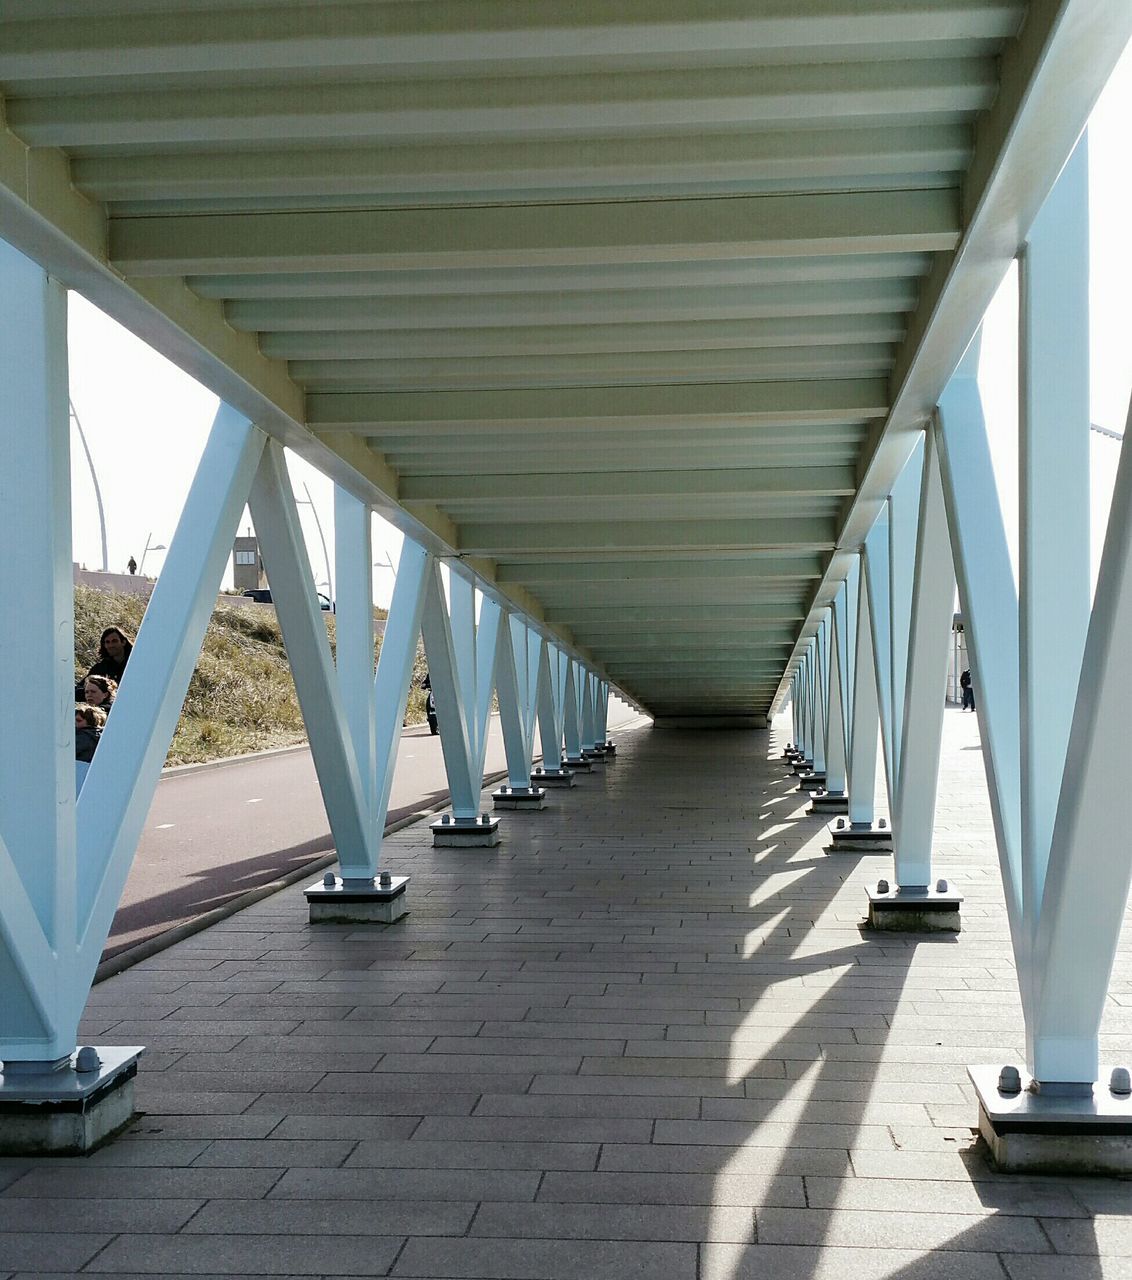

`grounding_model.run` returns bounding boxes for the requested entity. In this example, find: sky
[67,39,1132,609]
